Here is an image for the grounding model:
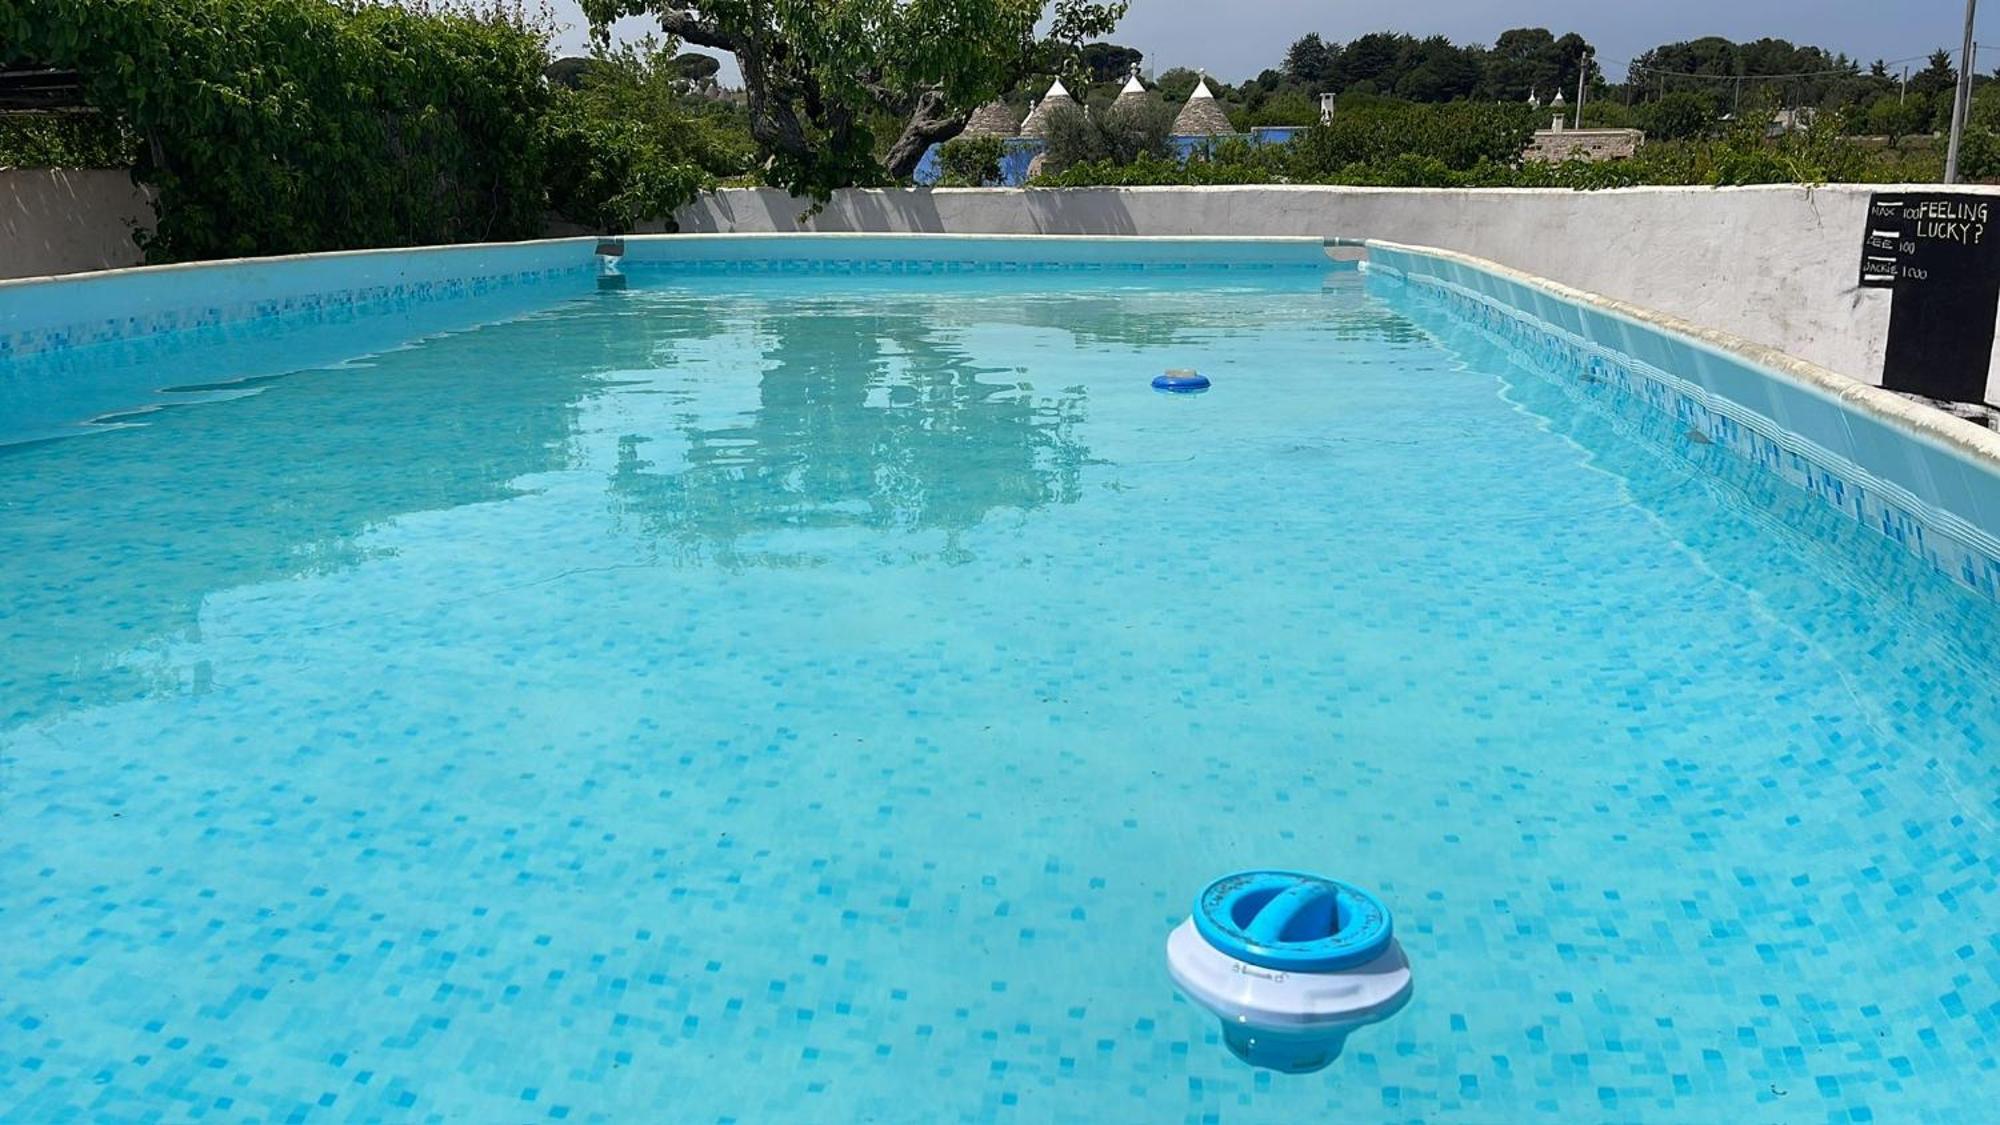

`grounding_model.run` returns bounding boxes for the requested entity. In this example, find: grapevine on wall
[0,0,553,261]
